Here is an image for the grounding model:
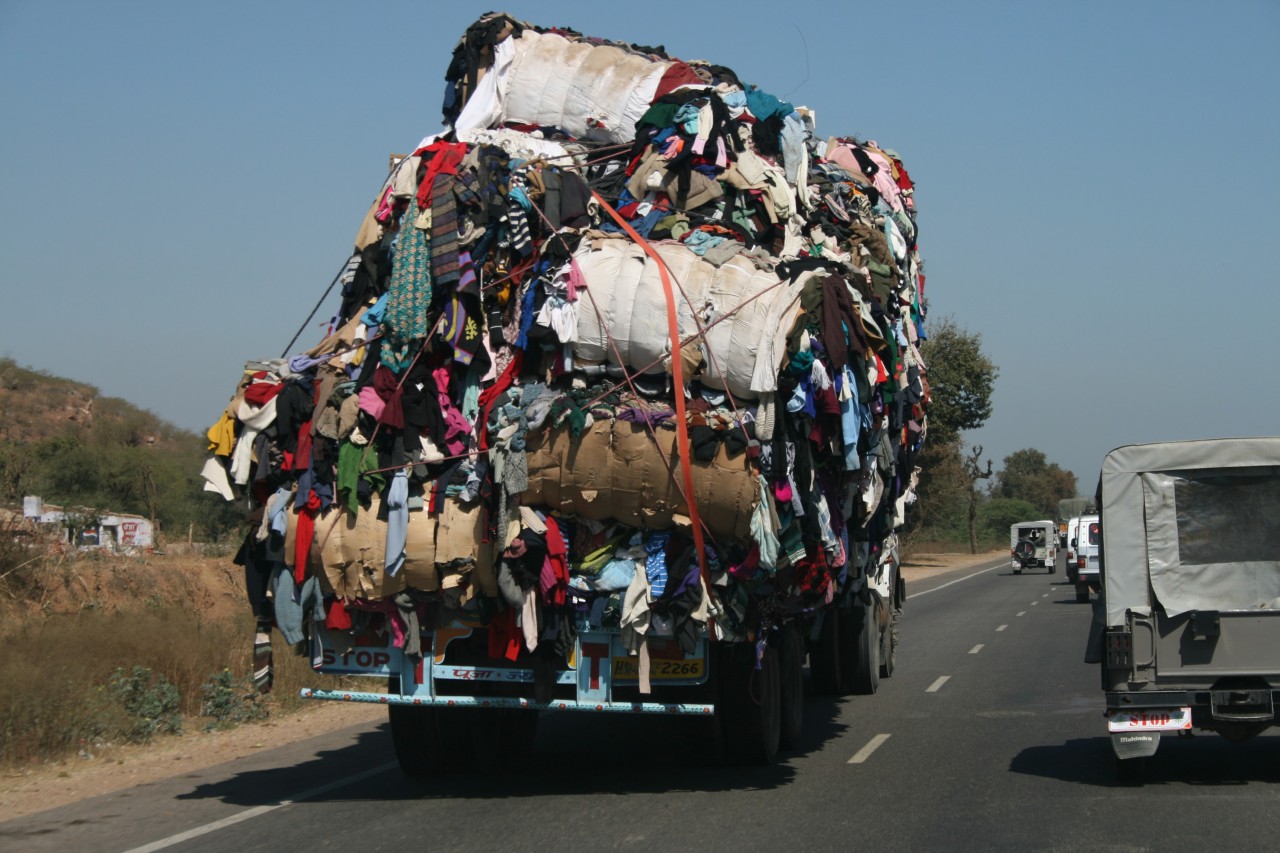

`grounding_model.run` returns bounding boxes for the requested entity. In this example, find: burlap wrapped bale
[521,419,758,542]
[289,496,497,600]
